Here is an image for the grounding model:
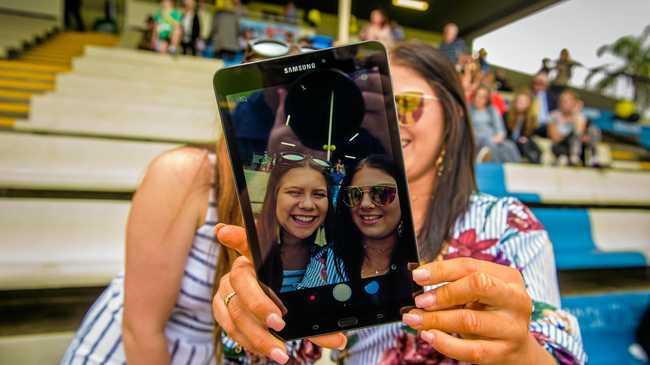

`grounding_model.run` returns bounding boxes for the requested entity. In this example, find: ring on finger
[224,291,237,307]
